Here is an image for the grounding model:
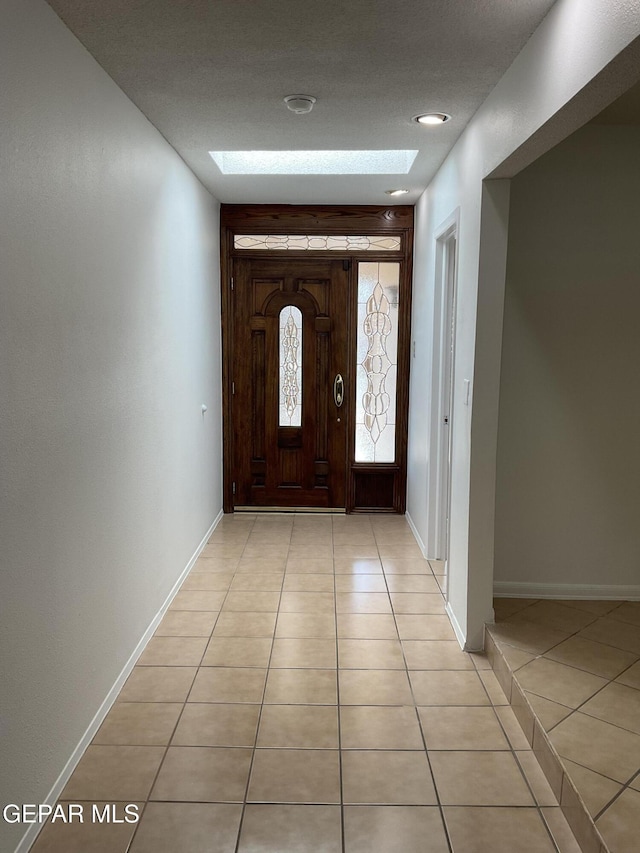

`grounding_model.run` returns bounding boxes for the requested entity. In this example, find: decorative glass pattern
[234,234,401,251]
[279,306,302,426]
[355,263,400,462]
